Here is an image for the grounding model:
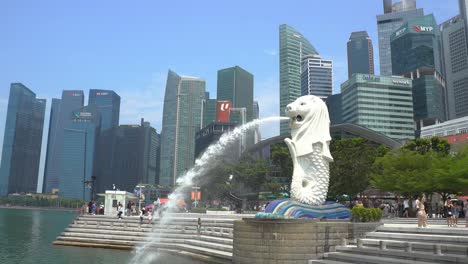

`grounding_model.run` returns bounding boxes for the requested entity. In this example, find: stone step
[64,228,198,239]
[308,259,352,264]
[185,239,232,253]
[59,231,196,244]
[73,221,233,230]
[198,235,233,245]
[335,246,467,264]
[55,235,187,248]
[358,238,468,256]
[366,232,468,245]
[77,215,236,224]
[177,243,232,259]
[200,230,233,239]
[325,251,436,264]
[377,226,468,236]
[70,223,231,233]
